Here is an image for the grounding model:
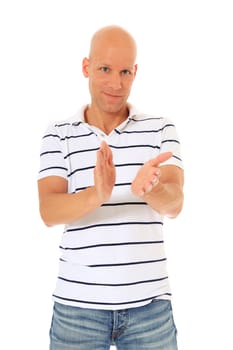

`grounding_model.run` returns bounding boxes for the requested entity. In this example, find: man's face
[83,47,137,114]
